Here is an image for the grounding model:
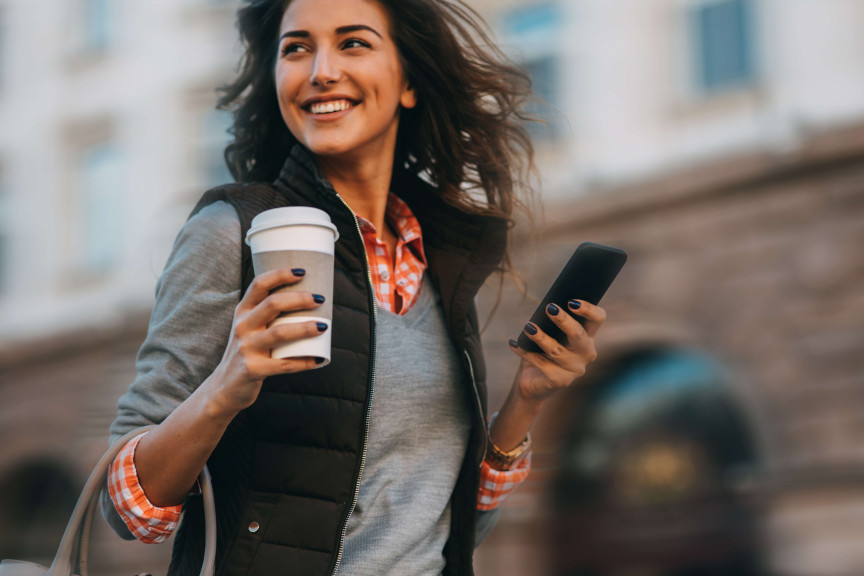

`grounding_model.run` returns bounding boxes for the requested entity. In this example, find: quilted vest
[168,146,507,576]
